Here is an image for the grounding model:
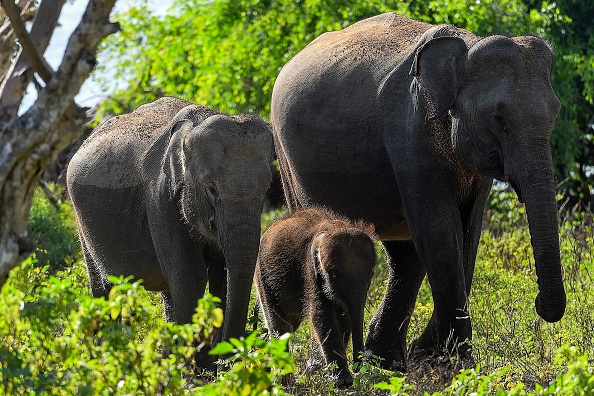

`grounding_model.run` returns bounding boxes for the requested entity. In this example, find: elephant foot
[305,358,353,388]
[407,337,475,383]
[332,368,354,389]
[363,334,407,372]
[363,348,406,372]
[408,328,473,364]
